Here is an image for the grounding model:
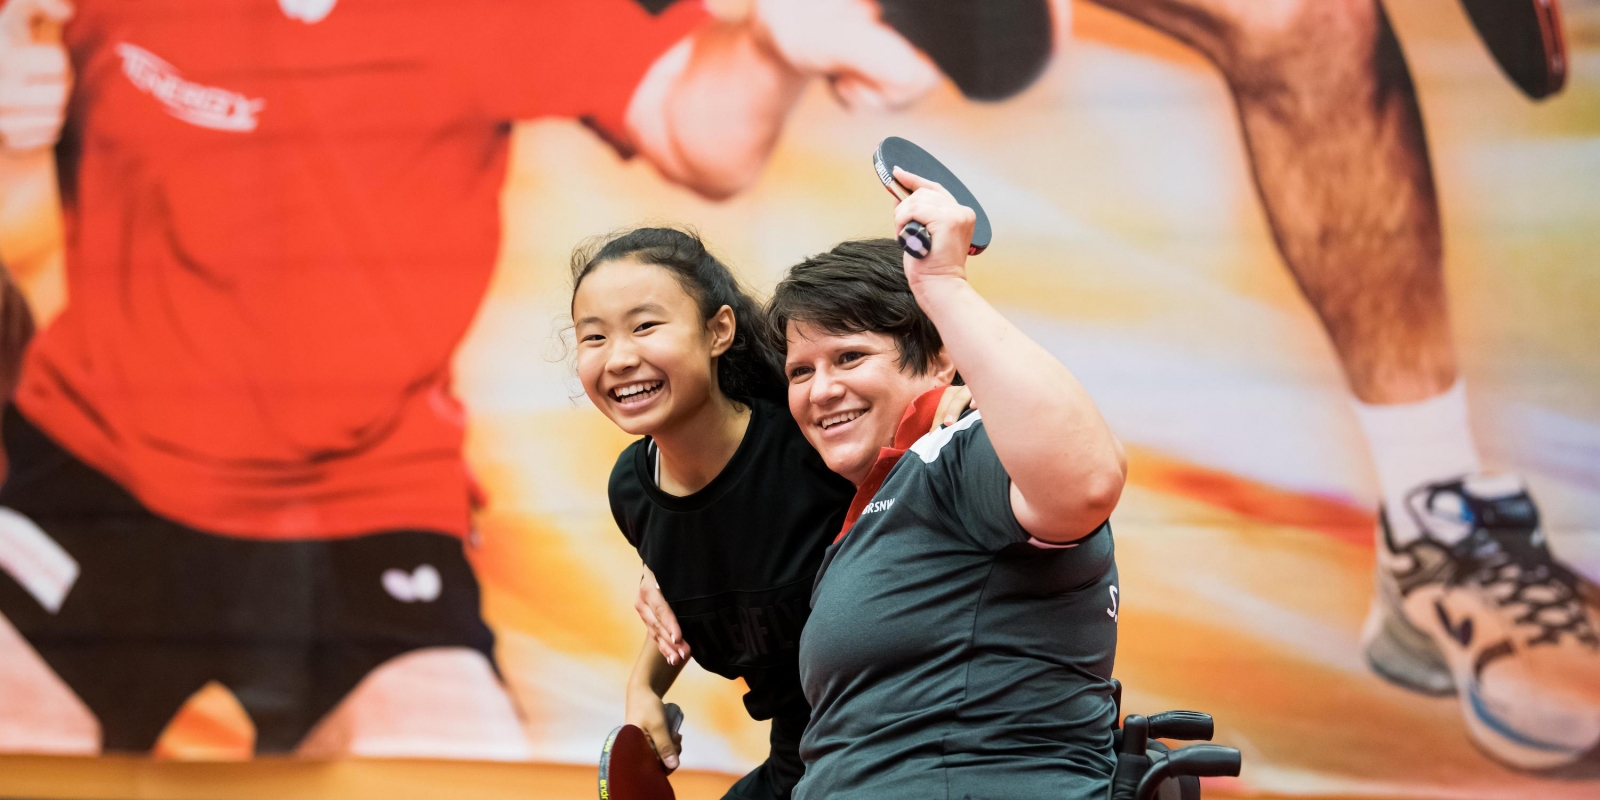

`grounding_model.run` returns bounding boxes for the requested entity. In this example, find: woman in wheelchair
[771,171,1127,799]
